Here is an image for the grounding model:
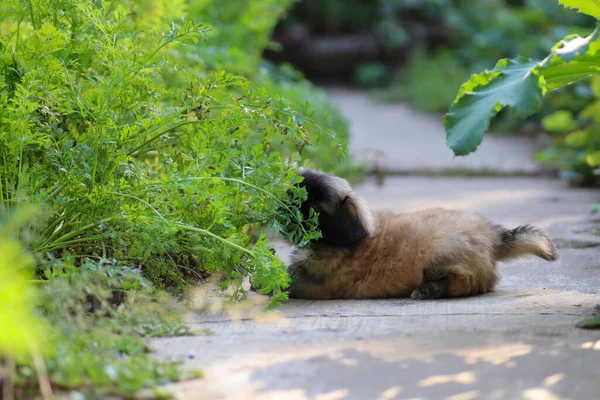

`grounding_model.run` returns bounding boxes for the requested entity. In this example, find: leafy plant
[15,258,190,398]
[535,76,600,185]
[444,0,600,157]
[1,0,354,396]
[0,0,348,303]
